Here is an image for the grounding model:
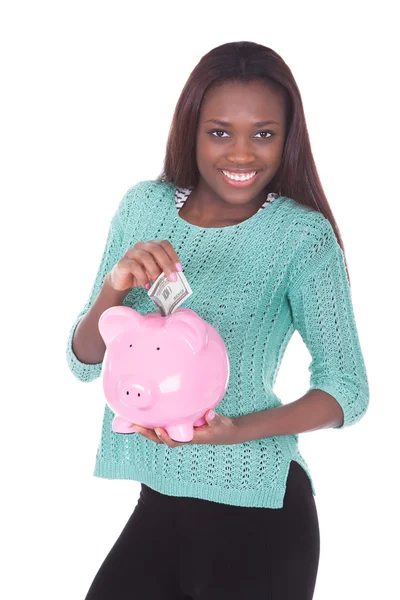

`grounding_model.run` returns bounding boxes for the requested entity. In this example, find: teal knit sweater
[66,180,369,508]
